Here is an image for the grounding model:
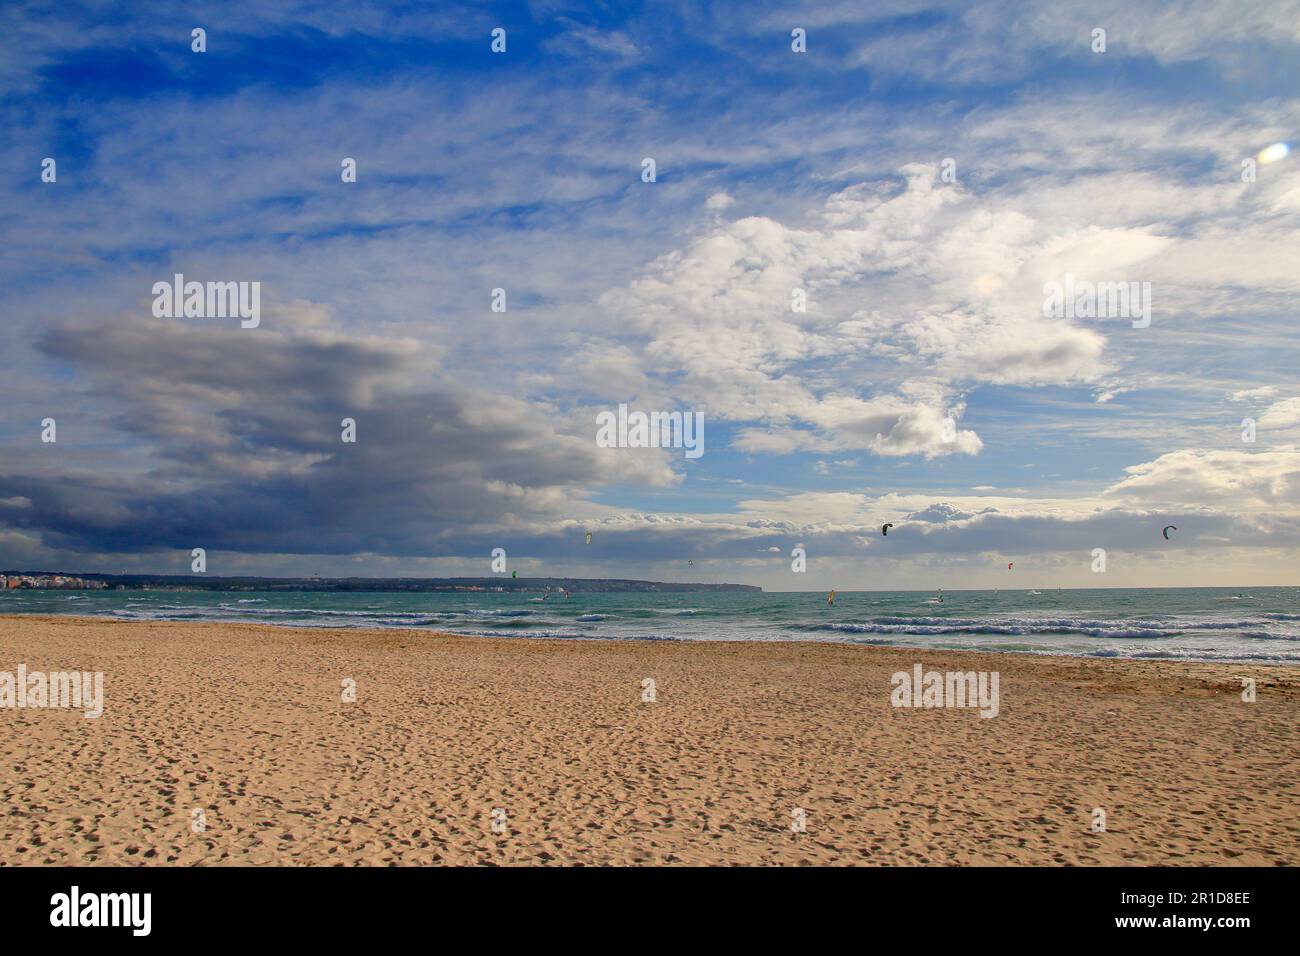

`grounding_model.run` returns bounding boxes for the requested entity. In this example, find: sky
[2,0,1299,591]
